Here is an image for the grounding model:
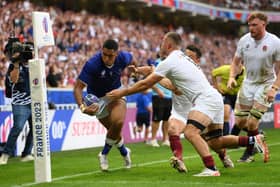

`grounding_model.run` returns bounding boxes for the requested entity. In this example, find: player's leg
[161,99,172,146]
[245,83,271,163]
[231,105,250,136]
[237,83,270,162]
[223,103,231,135]
[150,98,162,147]
[190,92,225,176]
[185,111,220,176]
[135,113,145,135]
[150,120,160,147]
[245,101,269,162]
[230,83,258,162]
[223,94,237,135]
[208,131,269,164]
[231,84,253,136]
[108,98,131,168]
[97,98,130,170]
[142,112,151,144]
[168,117,187,172]
[161,121,170,146]
[202,124,234,168]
